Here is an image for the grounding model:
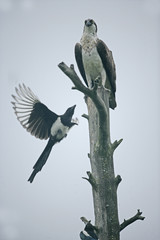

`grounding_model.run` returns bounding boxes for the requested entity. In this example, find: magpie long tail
[28,138,56,183]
